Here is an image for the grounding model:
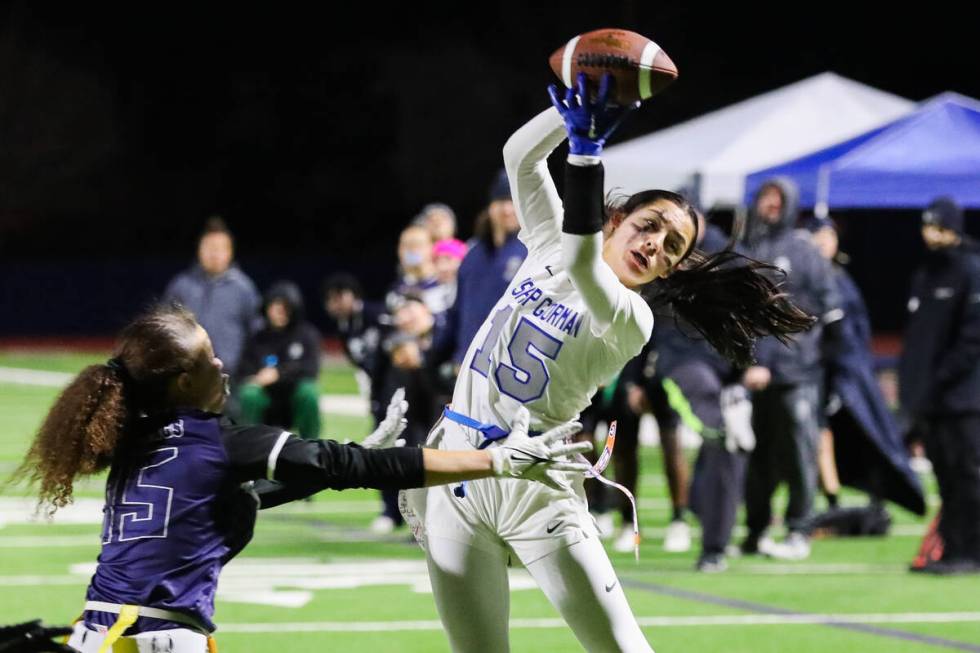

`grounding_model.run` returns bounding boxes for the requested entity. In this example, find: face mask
[402,251,424,267]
